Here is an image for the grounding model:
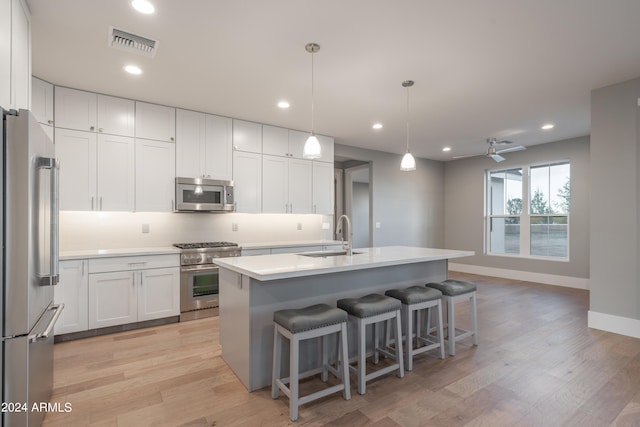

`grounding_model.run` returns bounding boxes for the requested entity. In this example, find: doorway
[334,159,372,248]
